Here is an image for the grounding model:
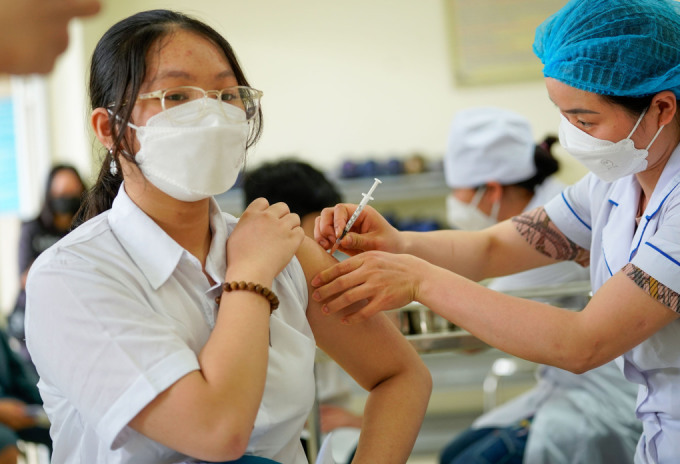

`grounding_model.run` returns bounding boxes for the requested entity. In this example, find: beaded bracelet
[214,281,279,314]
